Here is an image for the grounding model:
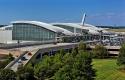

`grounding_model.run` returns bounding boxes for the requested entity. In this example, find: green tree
[33,42,95,80]
[0,61,9,69]
[93,45,108,58]
[74,51,96,80]
[54,51,96,80]
[0,69,16,80]
[34,55,57,80]
[7,53,15,61]
[59,49,65,56]
[16,64,35,80]
[34,49,67,80]
[71,48,78,57]
[78,40,87,51]
[117,44,125,68]
[0,53,15,69]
